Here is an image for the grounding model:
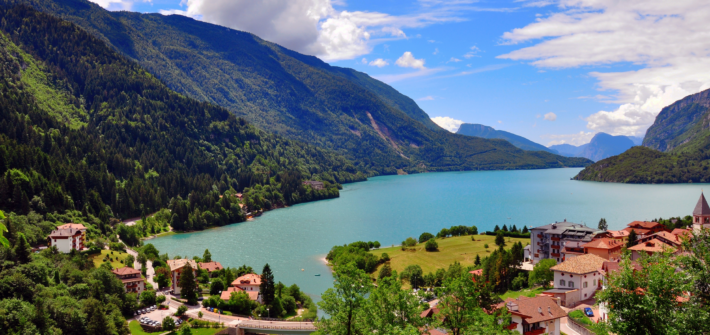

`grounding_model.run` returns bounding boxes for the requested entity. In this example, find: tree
[474,254,481,266]
[404,237,417,247]
[203,249,212,263]
[502,224,508,232]
[528,259,556,288]
[156,295,166,304]
[140,290,157,306]
[373,241,381,249]
[419,232,434,243]
[155,267,171,289]
[495,231,506,248]
[210,278,225,295]
[361,275,423,334]
[425,239,438,252]
[316,263,372,335]
[380,253,390,262]
[522,226,528,234]
[124,254,135,268]
[627,229,638,248]
[0,210,9,248]
[13,233,31,264]
[176,305,188,316]
[162,317,176,331]
[178,266,198,304]
[401,265,424,289]
[180,325,193,335]
[437,274,511,335]
[598,218,608,231]
[137,253,147,268]
[493,225,500,232]
[378,263,392,280]
[84,298,116,335]
[260,264,276,309]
